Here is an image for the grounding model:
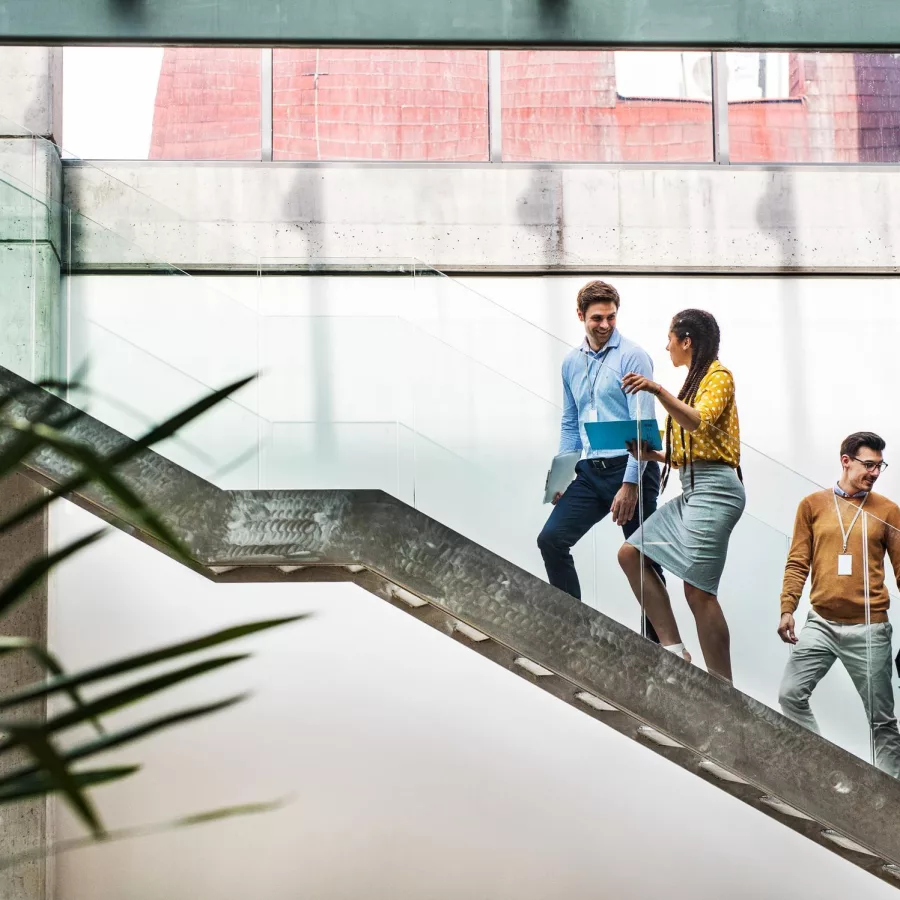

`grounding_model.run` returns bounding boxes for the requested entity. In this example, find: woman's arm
[621,374,701,432]
[654,384,702,432]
